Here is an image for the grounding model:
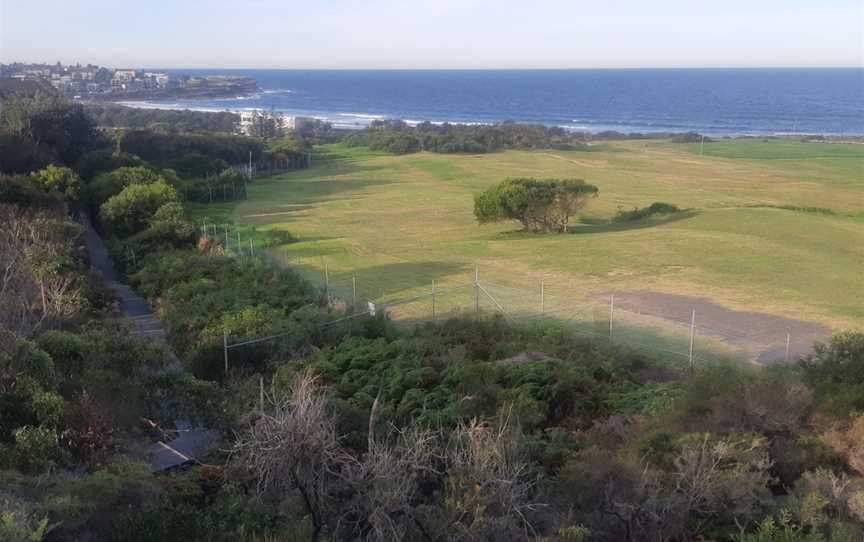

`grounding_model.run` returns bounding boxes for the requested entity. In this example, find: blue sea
[127,69,864,136]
